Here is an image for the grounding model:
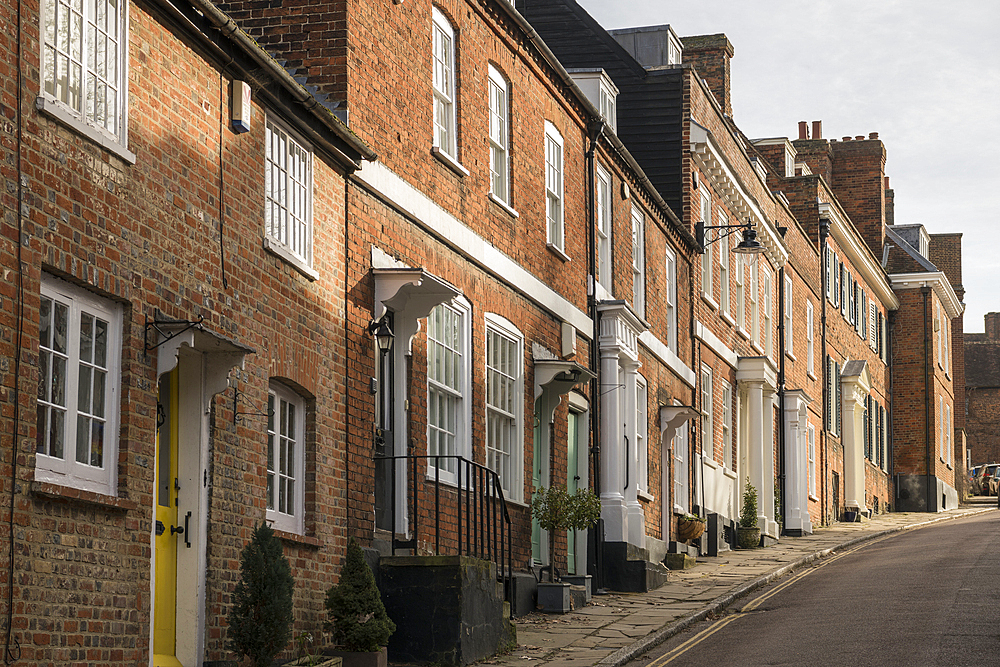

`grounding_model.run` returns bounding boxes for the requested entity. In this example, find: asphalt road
[625,511,1000,667]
